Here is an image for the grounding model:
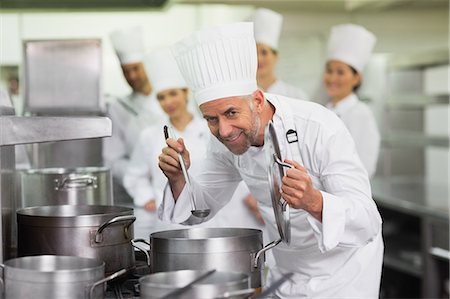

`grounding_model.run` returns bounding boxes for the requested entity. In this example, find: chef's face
[256,43,278,77]
[323,60,361,101]
[200,92,265,155]
[121,62,149,93]
[157,88,188,118]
